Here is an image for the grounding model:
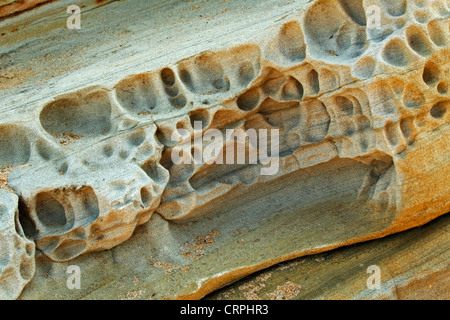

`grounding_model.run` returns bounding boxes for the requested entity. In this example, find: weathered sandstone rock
[0,0,448,299]
[206,214,450,300]
[0,190,35,299]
